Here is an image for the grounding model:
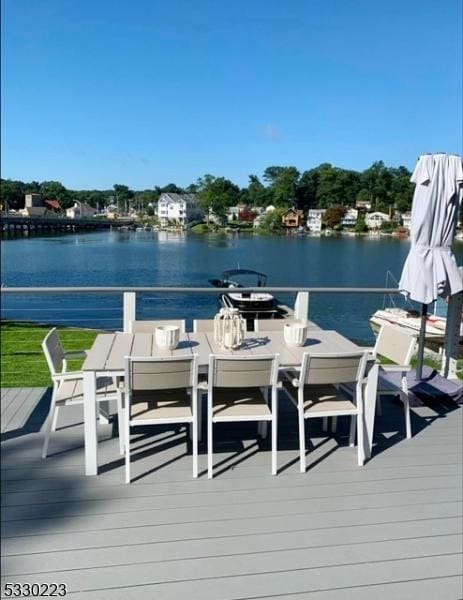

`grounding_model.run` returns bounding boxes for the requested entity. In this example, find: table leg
[363,363,379,460]
[83,370,98,476]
